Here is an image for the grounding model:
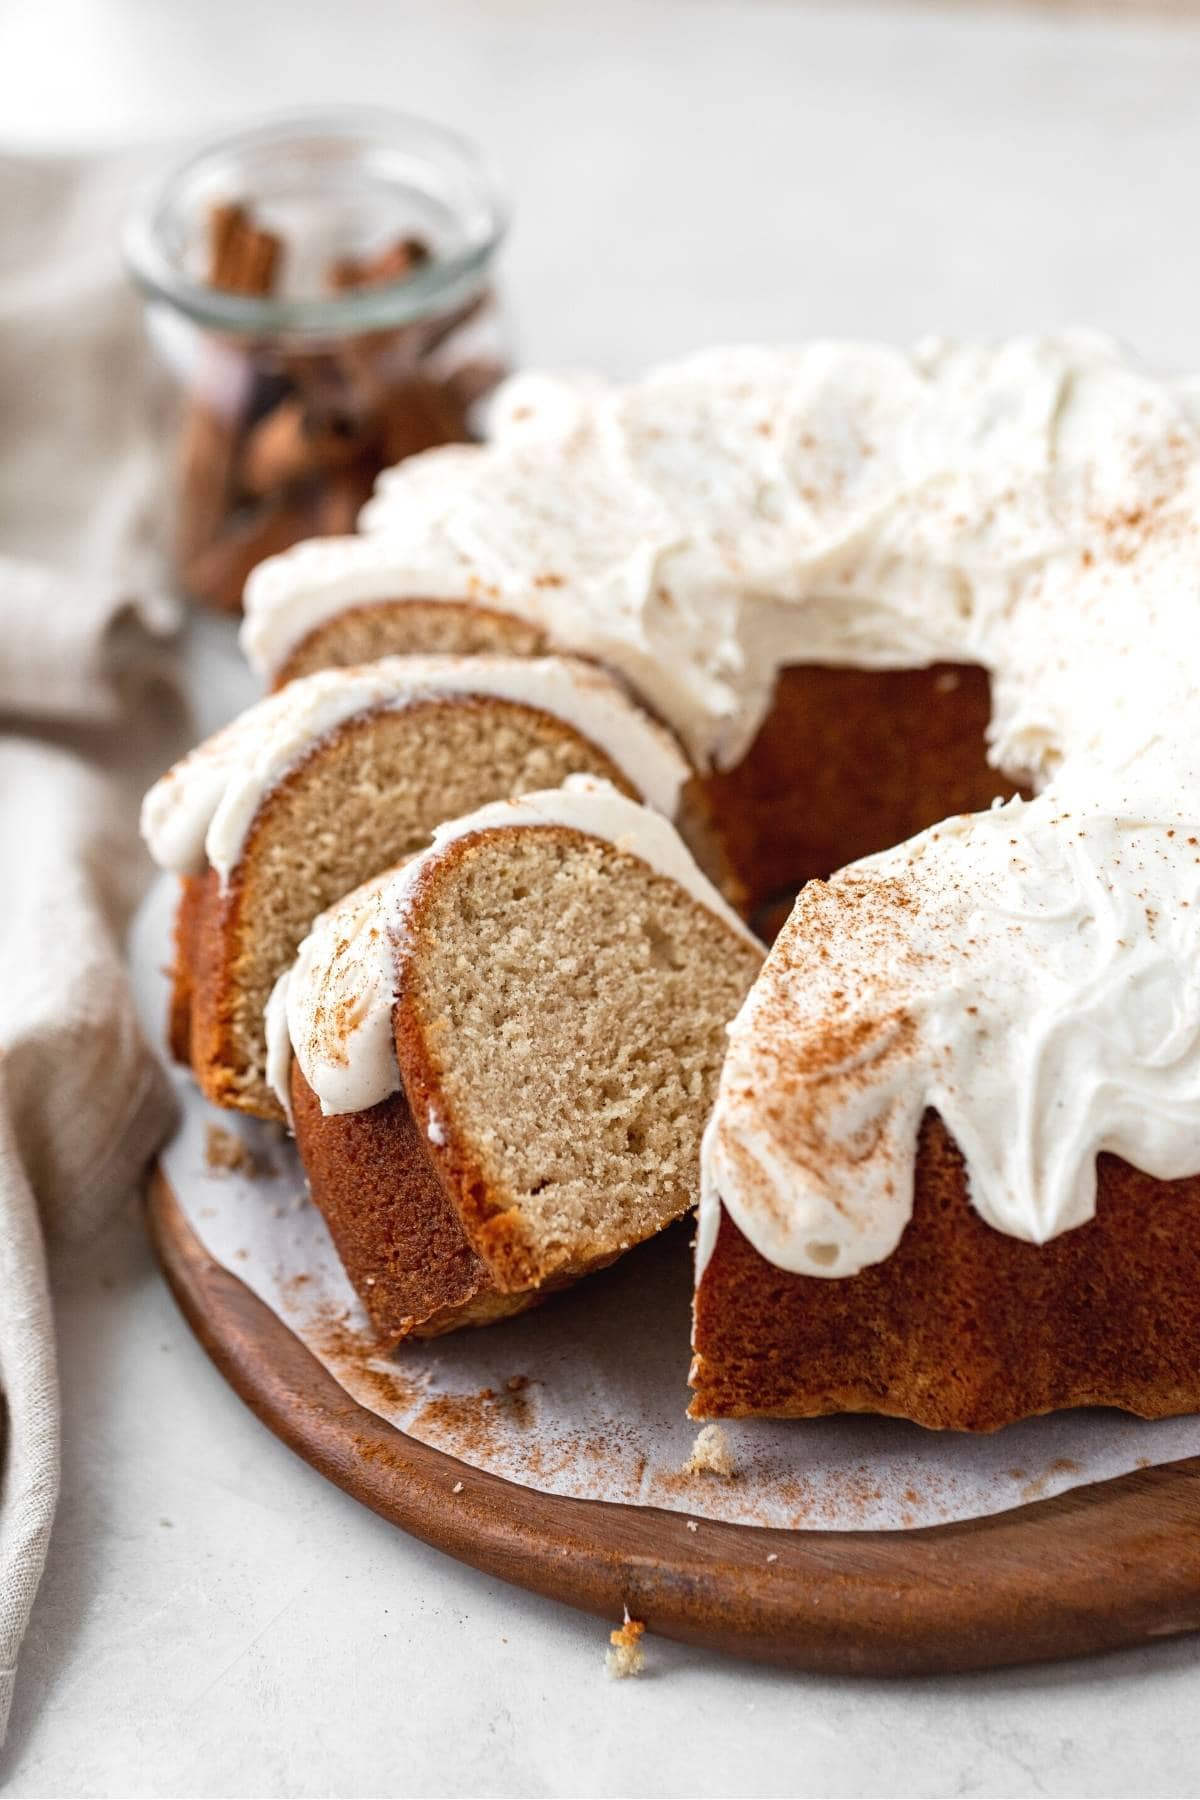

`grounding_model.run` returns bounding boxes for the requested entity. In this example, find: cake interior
[271,599,1025,931]
[398,828,764,1280]
[275,599,548,687]
[180,696,636,1117]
